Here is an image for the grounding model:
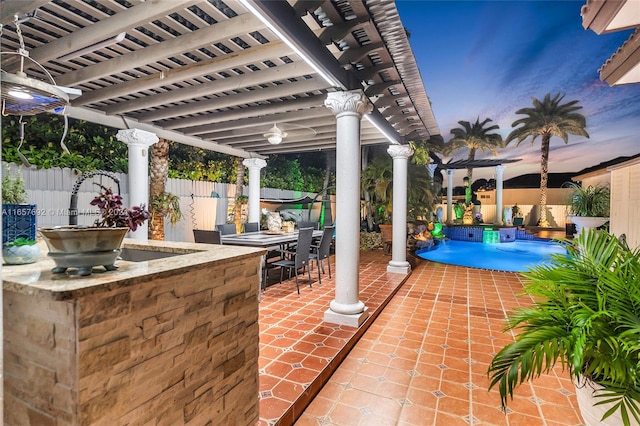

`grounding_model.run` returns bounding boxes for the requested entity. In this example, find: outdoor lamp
[463,177,469,187]
[267,134,283,144]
